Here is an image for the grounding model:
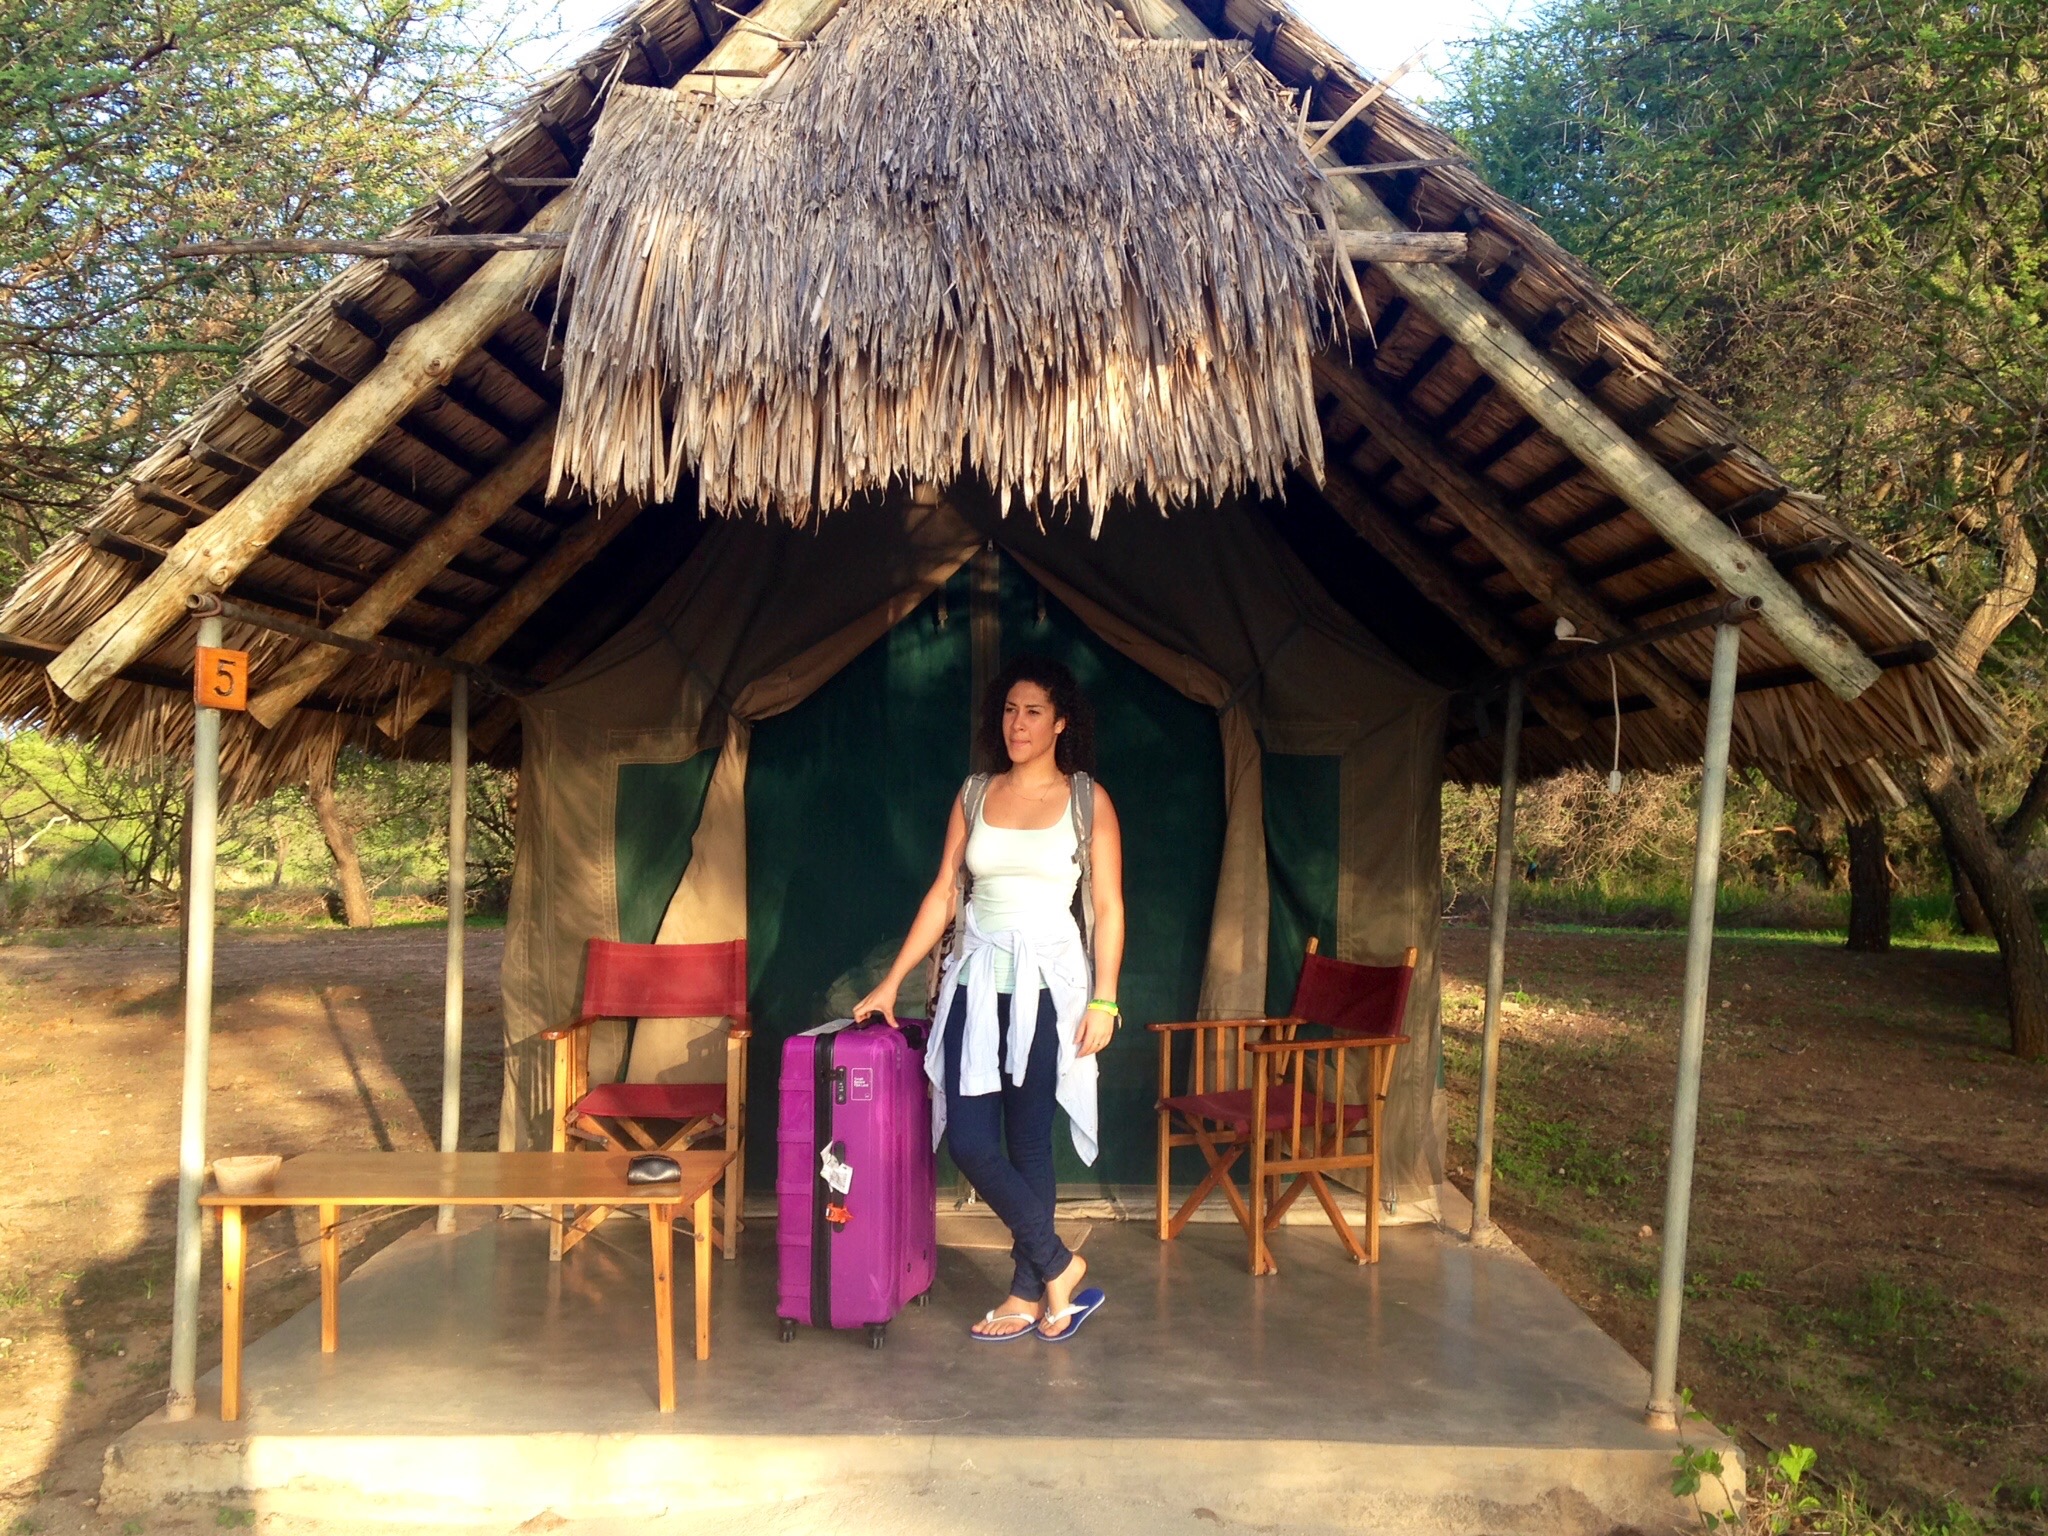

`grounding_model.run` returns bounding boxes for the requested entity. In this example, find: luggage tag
[821,1139,853,1229]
